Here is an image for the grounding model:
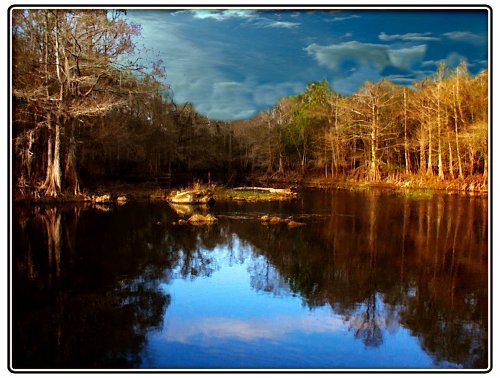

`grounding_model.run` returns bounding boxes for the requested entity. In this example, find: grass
[214,187,296,202]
